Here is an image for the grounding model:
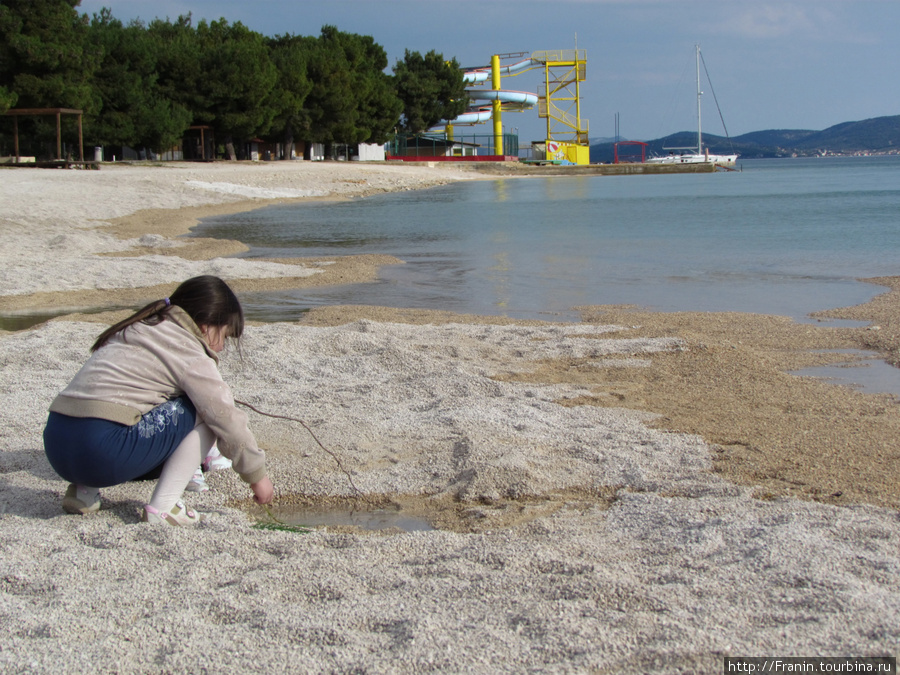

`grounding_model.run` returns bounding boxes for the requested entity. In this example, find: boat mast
[696,44,702,155]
